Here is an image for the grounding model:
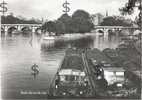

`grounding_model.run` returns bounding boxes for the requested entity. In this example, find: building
[91,13,104,26]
